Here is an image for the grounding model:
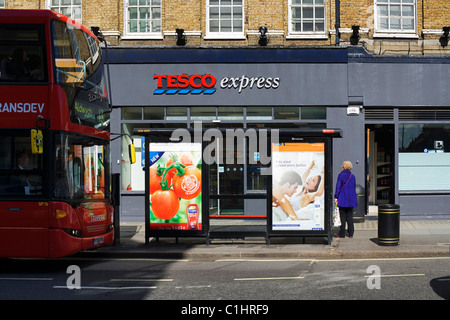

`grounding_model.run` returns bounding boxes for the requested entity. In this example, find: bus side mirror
[129,143,136,164]
[31,129,43,154]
